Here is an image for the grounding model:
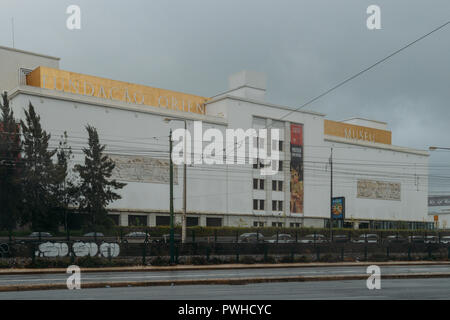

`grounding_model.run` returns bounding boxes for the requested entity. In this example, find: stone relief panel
[110,155,178,184]
[357,179,401,201]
